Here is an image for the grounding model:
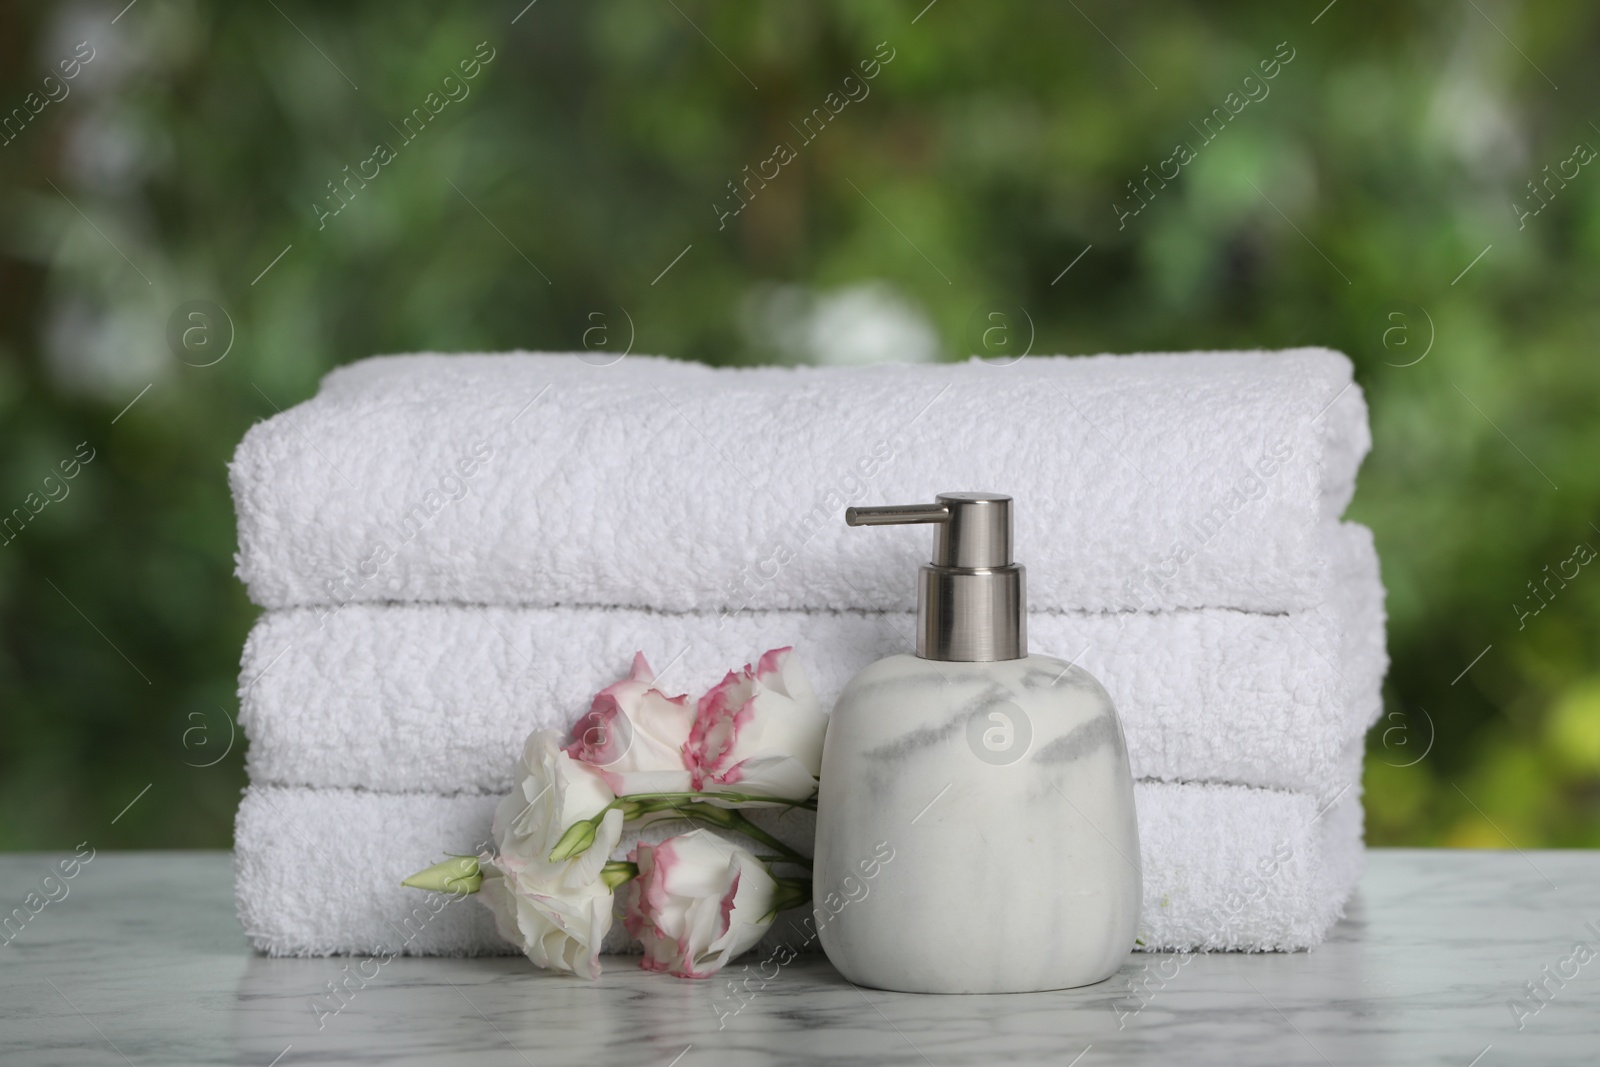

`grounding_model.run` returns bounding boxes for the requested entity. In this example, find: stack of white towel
[230,349,1385,957]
